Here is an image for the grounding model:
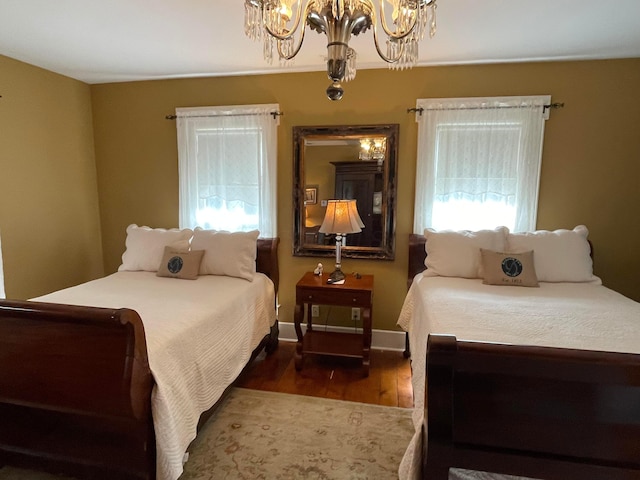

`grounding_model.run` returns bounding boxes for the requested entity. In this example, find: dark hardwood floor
[236,340,414,408]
